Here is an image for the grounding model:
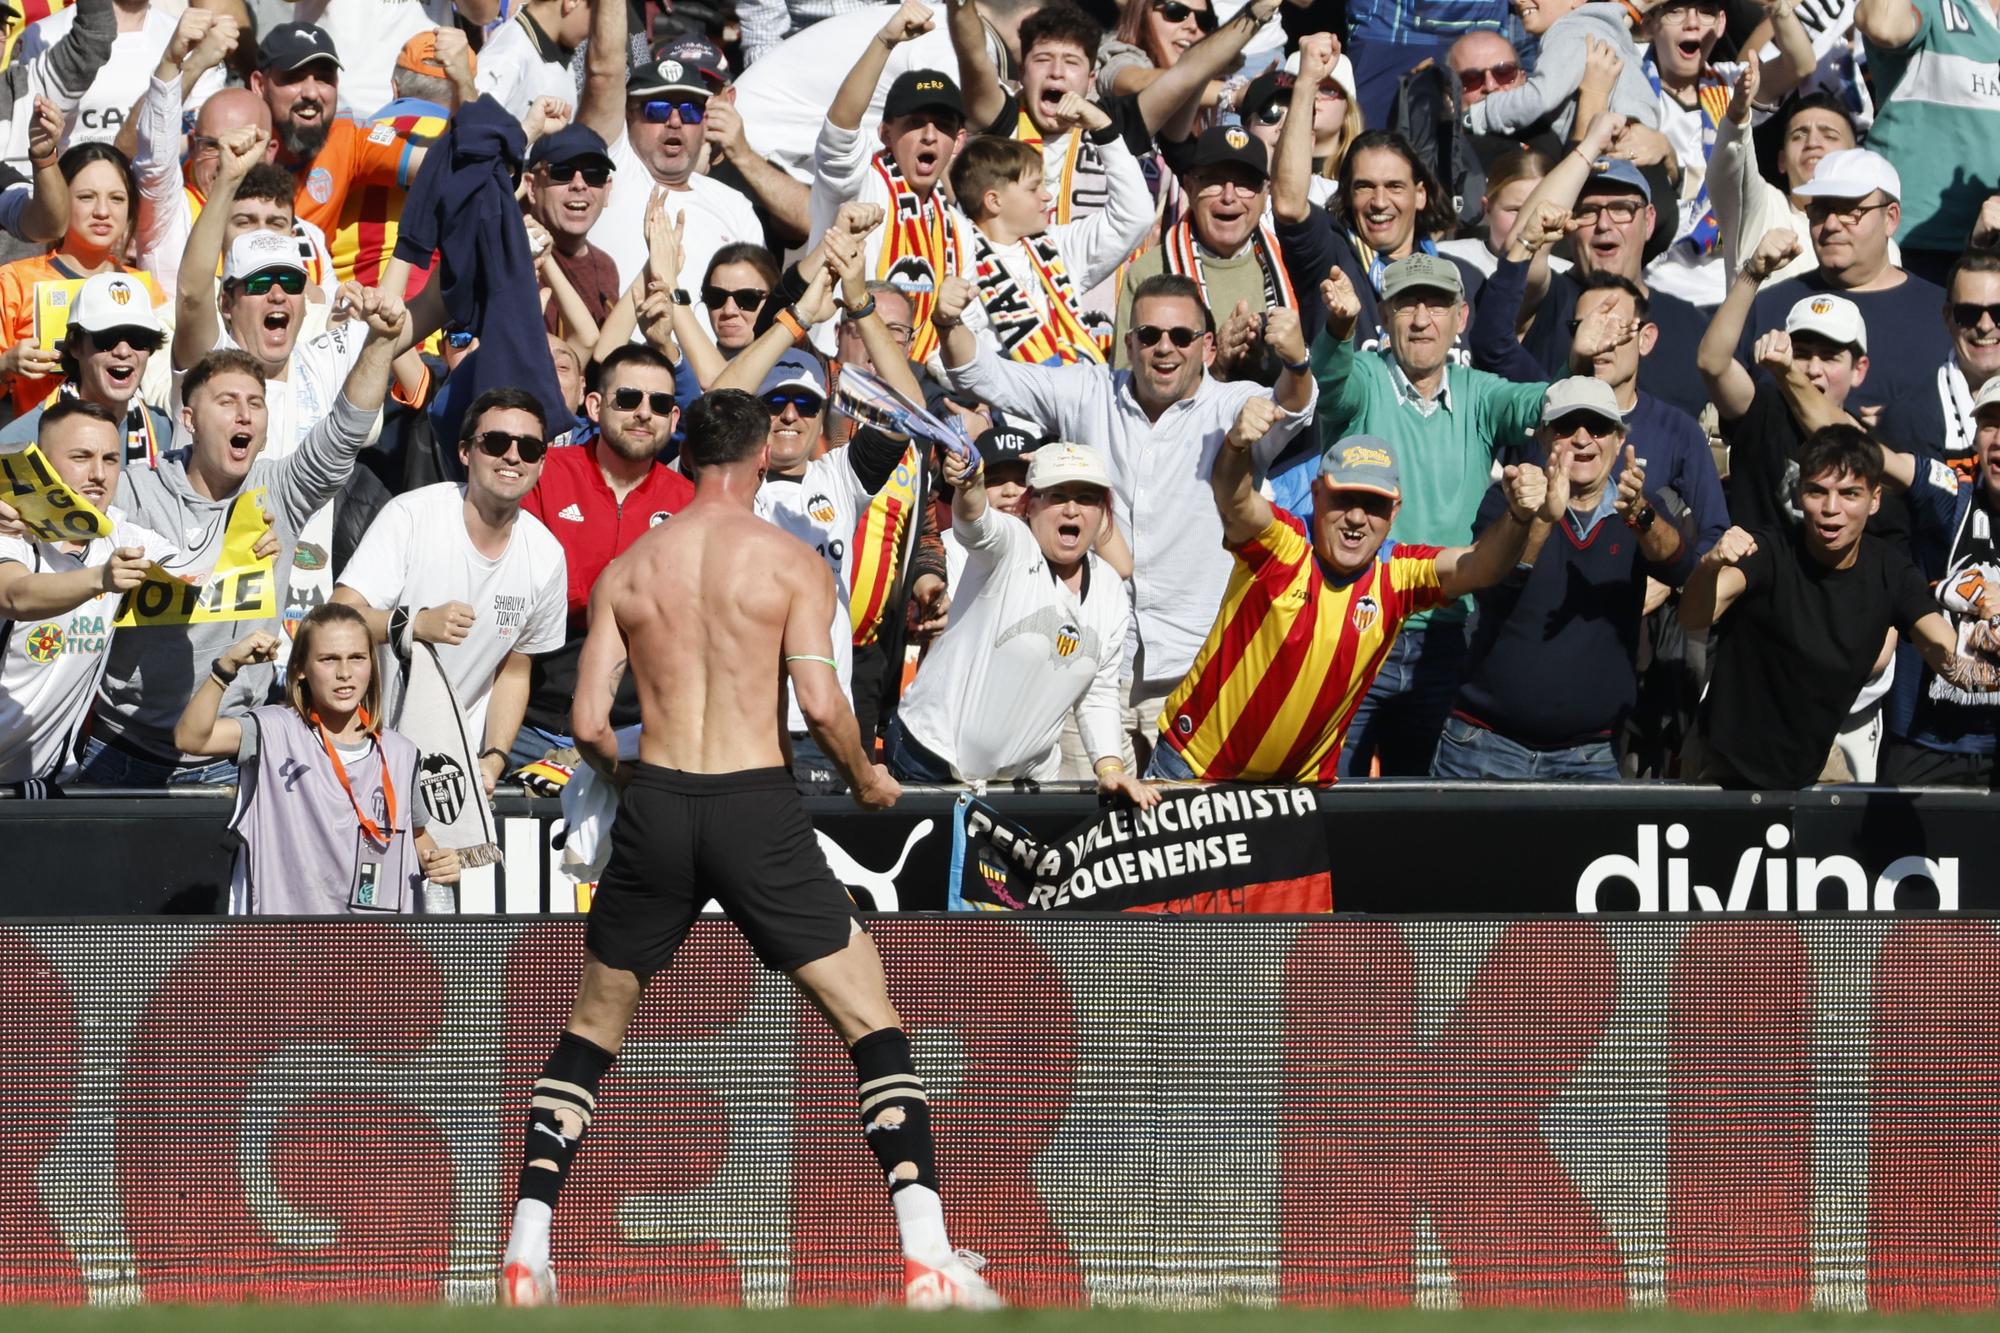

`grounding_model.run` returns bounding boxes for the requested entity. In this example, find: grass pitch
[8,1309,1995,1333]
